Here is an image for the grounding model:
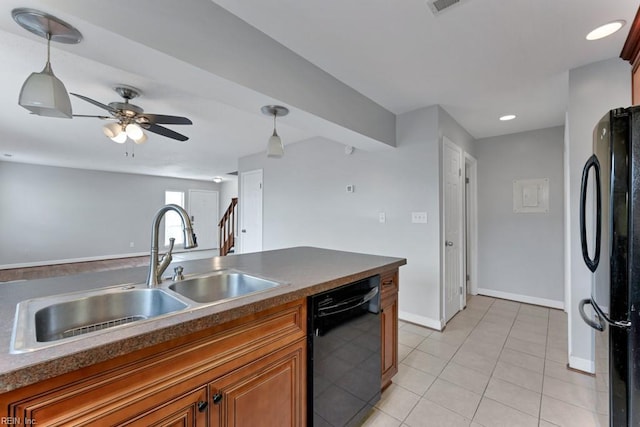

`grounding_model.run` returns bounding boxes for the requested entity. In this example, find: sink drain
[62,315,147,338]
